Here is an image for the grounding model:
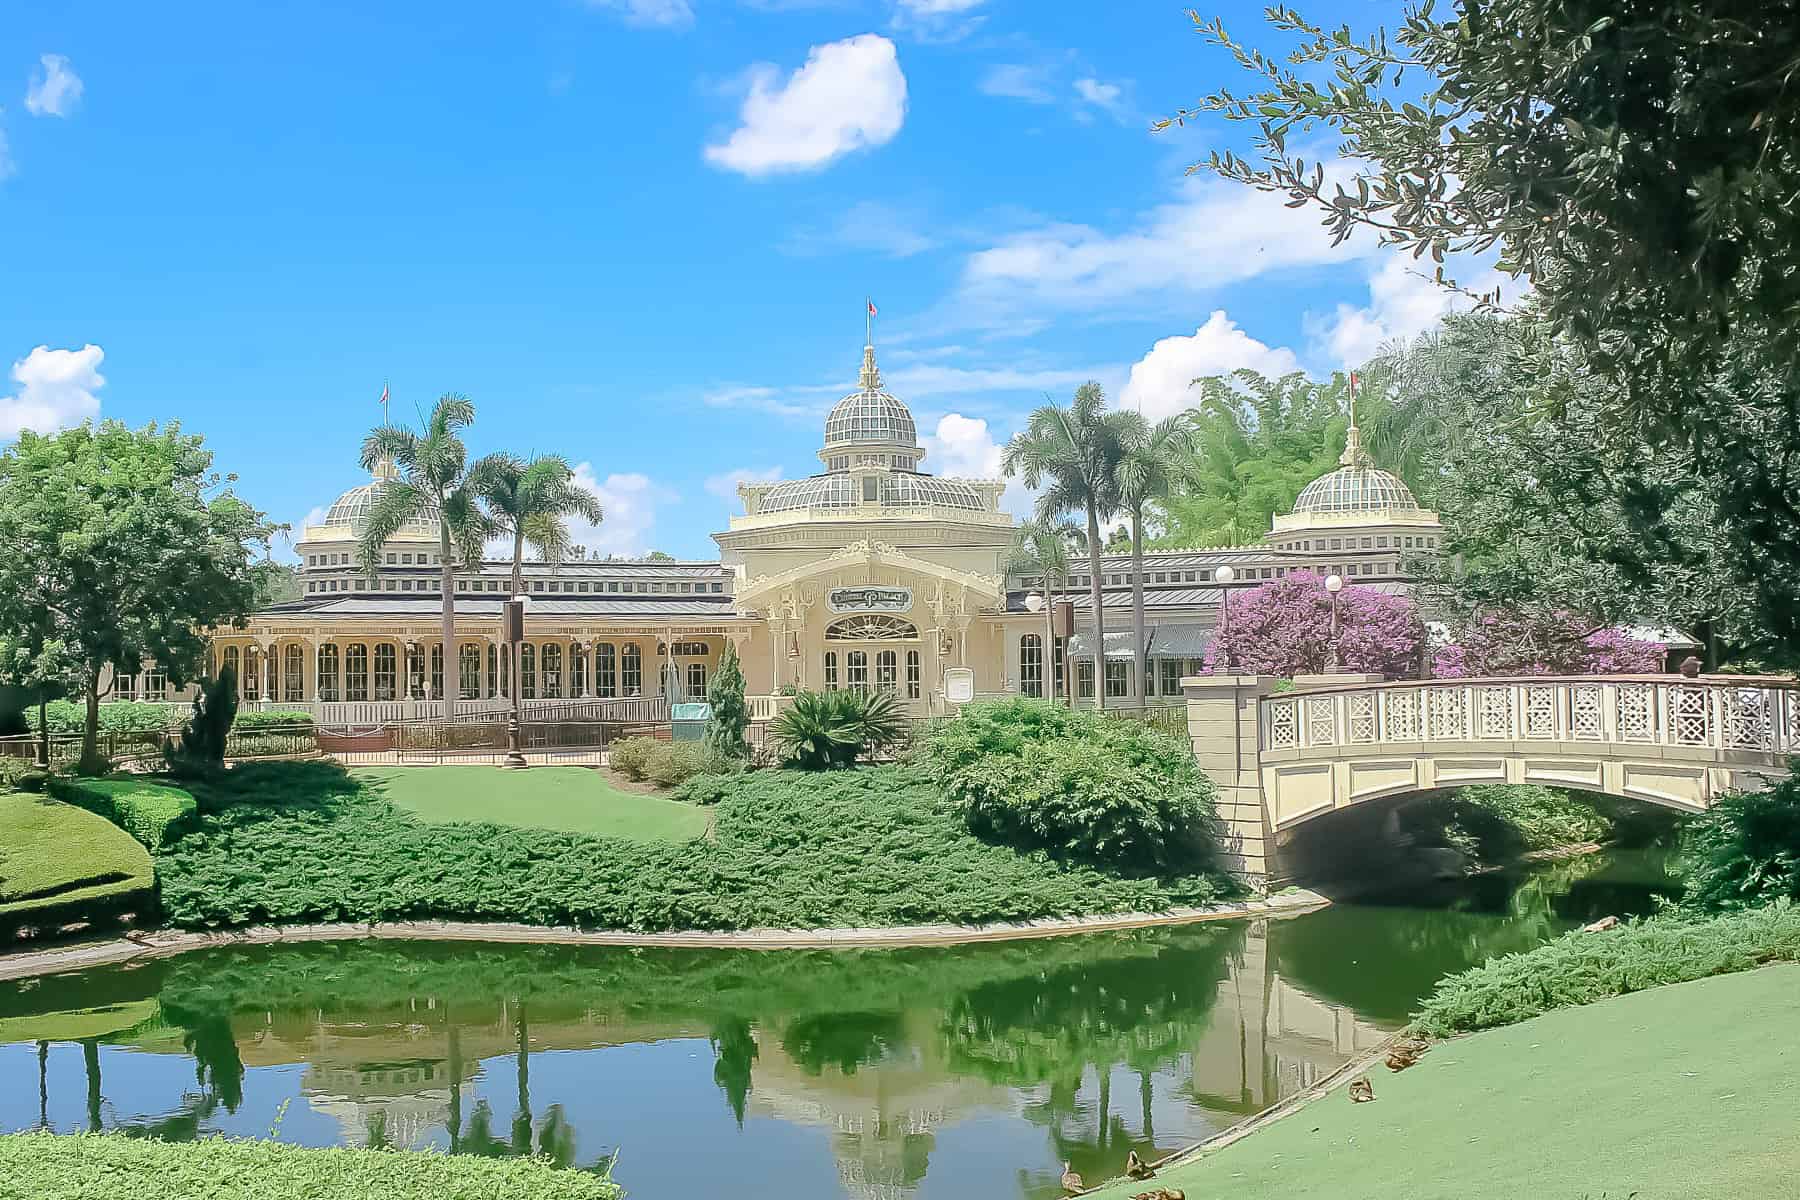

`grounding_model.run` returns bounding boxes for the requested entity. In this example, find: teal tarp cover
[670,703,711,721]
